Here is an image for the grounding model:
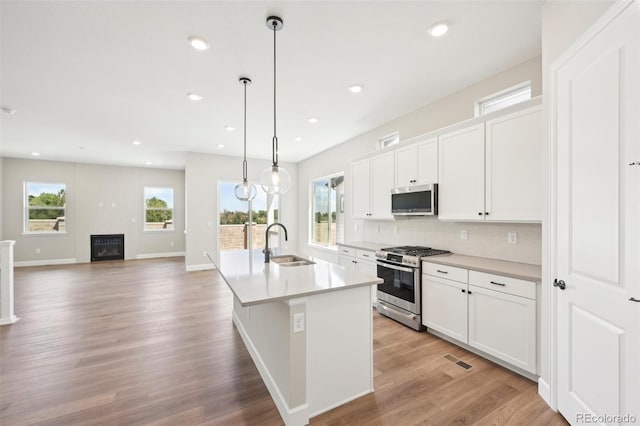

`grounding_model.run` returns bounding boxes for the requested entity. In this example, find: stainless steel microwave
[391,184,438,216]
